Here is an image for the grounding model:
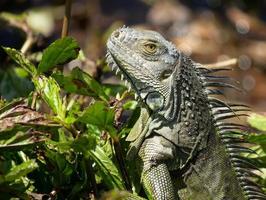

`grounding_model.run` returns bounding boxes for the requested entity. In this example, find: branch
[61,0,73,38]
[20,31,34,54]
[206,58,238,68]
